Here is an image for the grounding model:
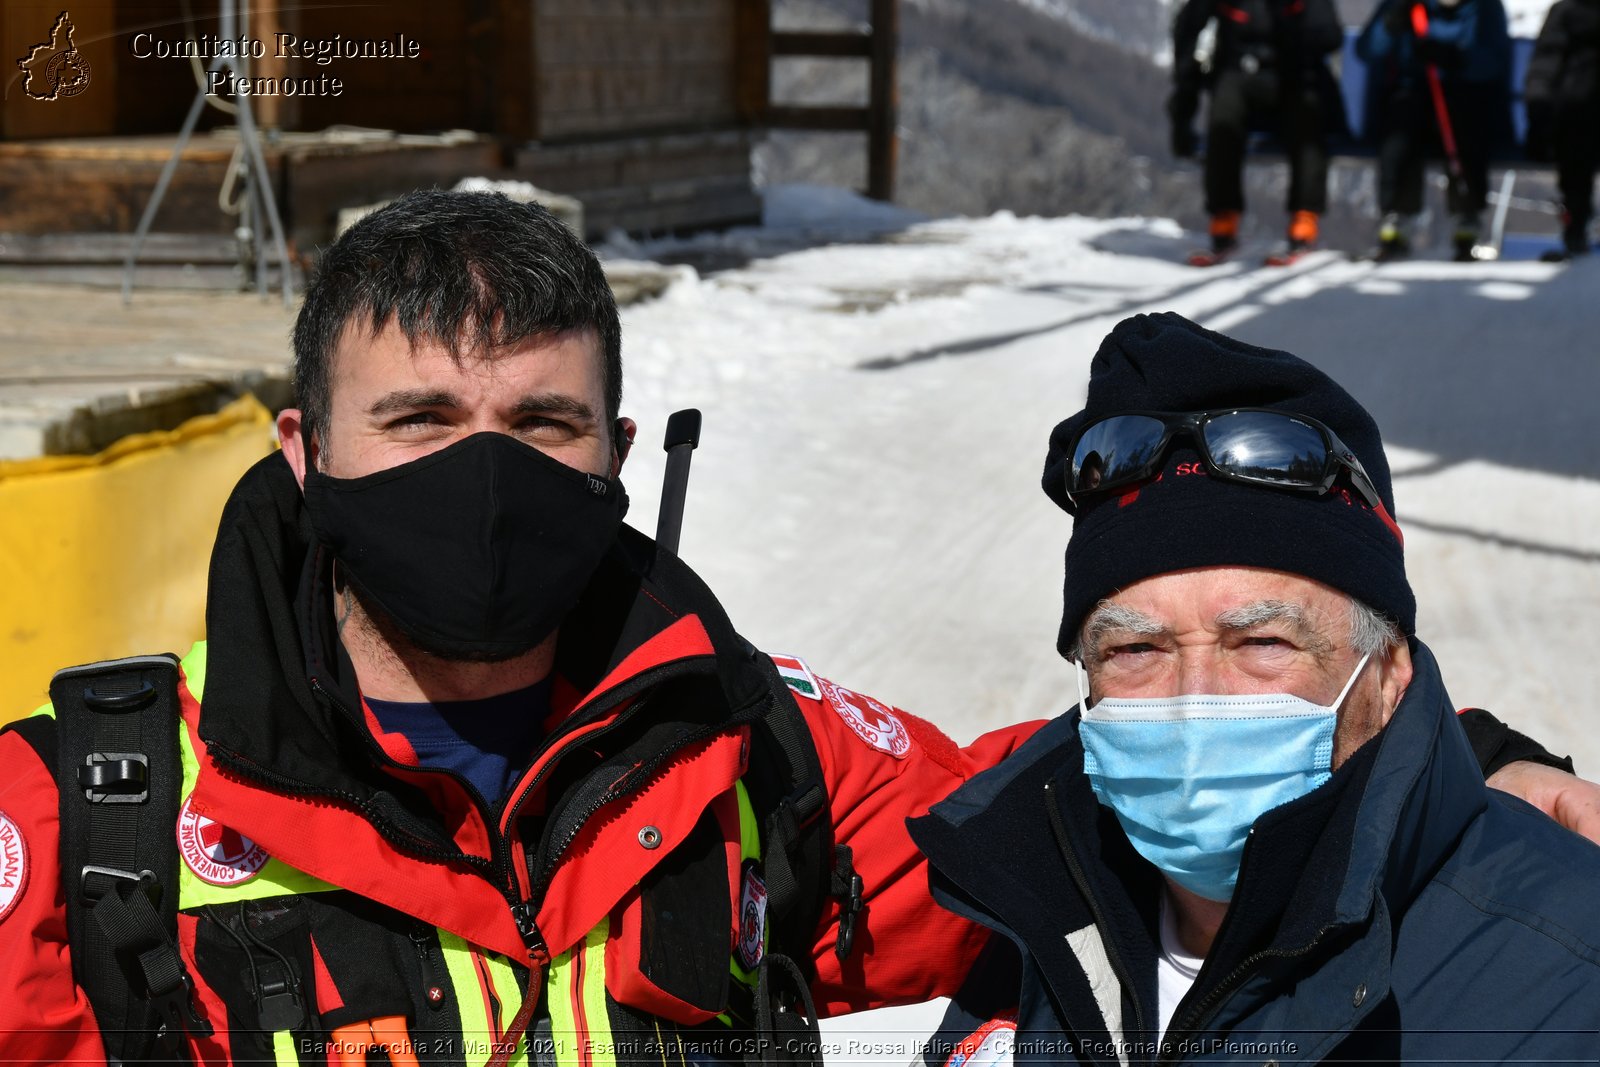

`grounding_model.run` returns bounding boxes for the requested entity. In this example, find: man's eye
[1242,636,1290,650]
[1107,642,1157,658]
[389,412,442,430]
[520,417,576,439]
